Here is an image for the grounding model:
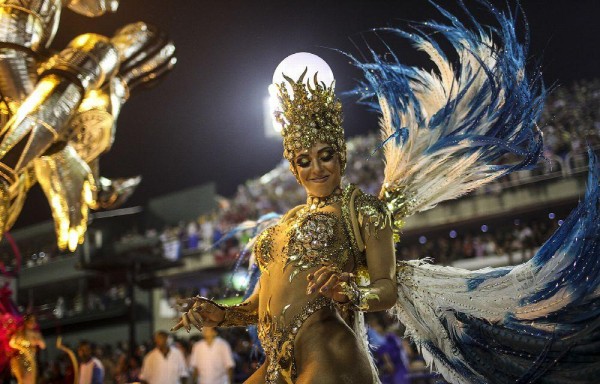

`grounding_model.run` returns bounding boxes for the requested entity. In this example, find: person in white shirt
[78,341,105,384]
[190,327,235,384]
[140,330,189,384]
